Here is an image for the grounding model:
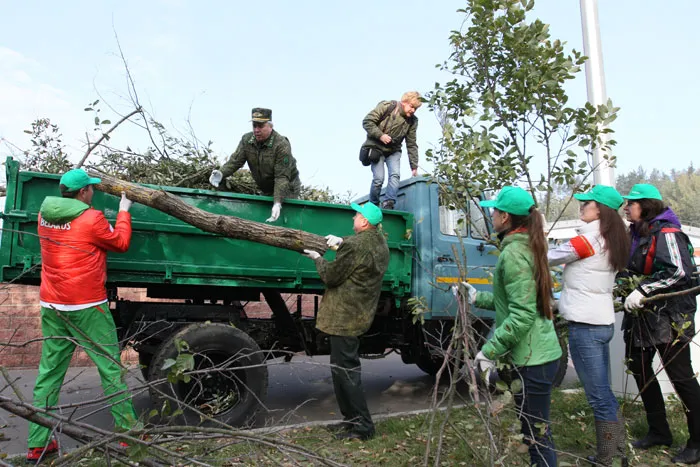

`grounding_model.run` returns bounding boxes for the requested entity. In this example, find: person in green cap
[461,186,561,467]
[301,202,389,441]
[547,185,630,466]
[27,169,139,463]
[209,107,301,223]
[620,183,700,464]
